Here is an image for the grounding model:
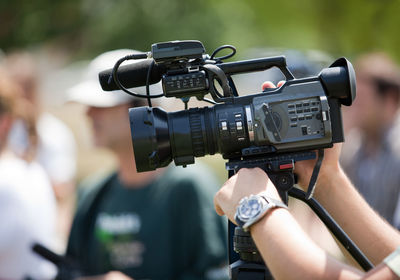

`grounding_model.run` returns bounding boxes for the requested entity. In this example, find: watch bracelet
[241,193,288,231]
[384,246,400,277]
